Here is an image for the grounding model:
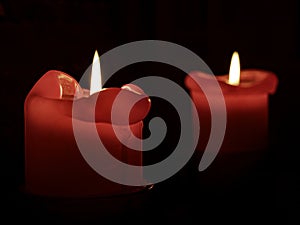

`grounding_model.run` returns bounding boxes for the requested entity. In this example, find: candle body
[190,92,269,154]
[25,71,151,197]
[185,69,278,185]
